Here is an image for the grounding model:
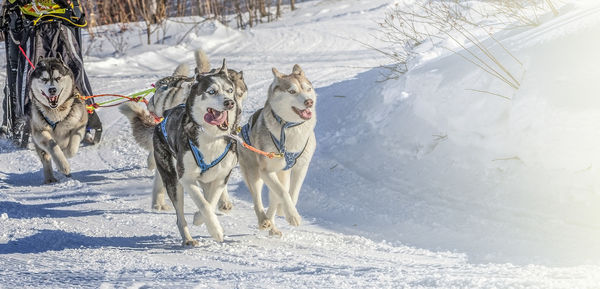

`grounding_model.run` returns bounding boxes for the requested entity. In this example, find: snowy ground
[2,0,600,288]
